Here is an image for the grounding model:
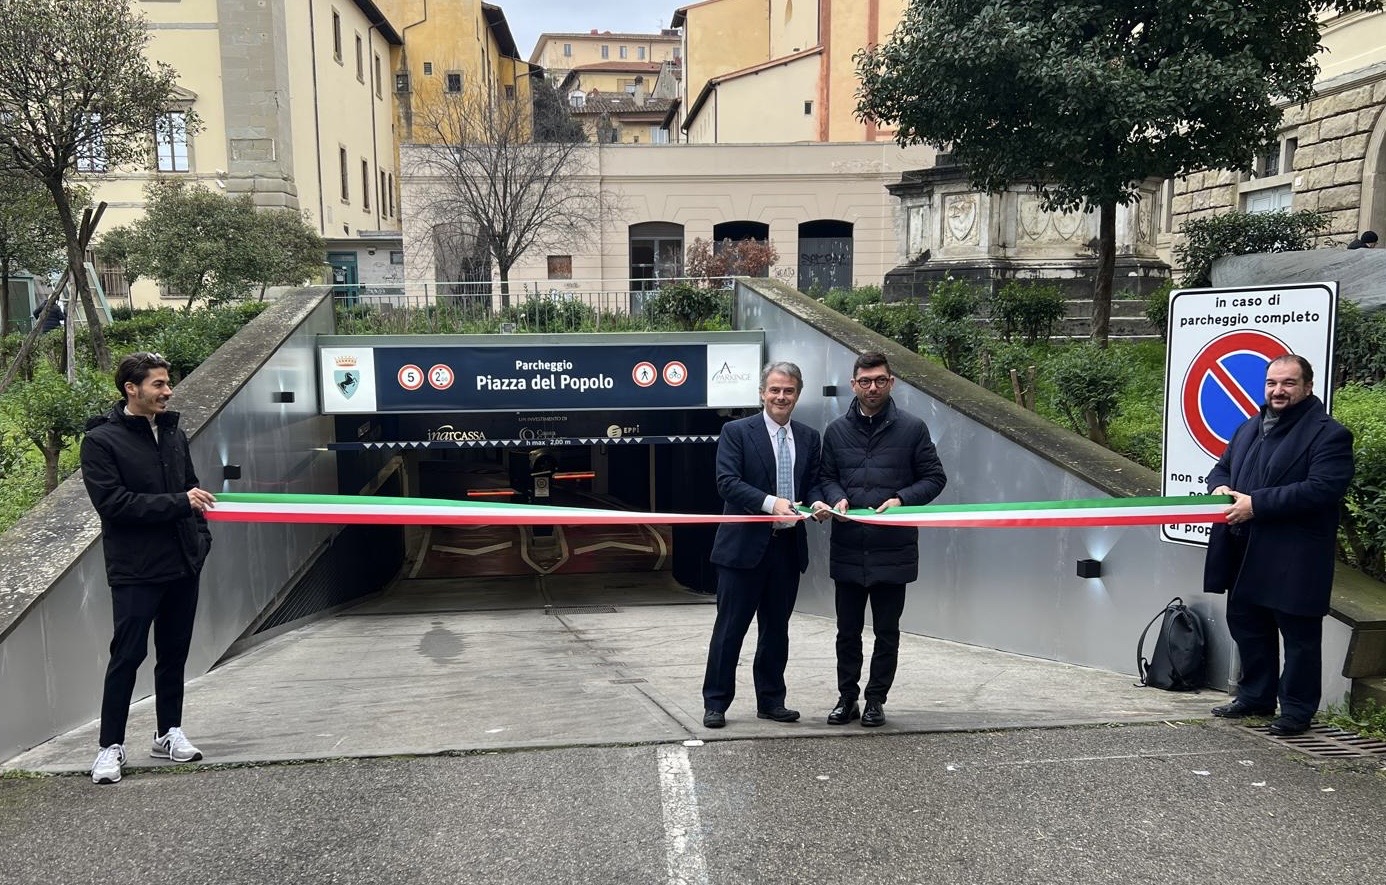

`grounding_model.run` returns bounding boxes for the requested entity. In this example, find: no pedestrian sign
[1161,282,1336,546]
